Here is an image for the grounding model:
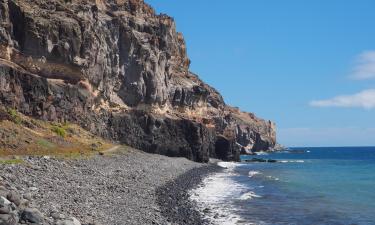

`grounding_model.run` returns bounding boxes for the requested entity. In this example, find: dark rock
[244,158,278,163]
[213,135,240,161]
[245,158,266,163]
[0,197,11,214]
[267,159,278,163]
[111,112,216,162]
[20,208,44,224]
